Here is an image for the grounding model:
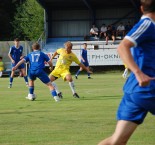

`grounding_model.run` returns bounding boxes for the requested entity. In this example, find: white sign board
[45,48,123,66]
